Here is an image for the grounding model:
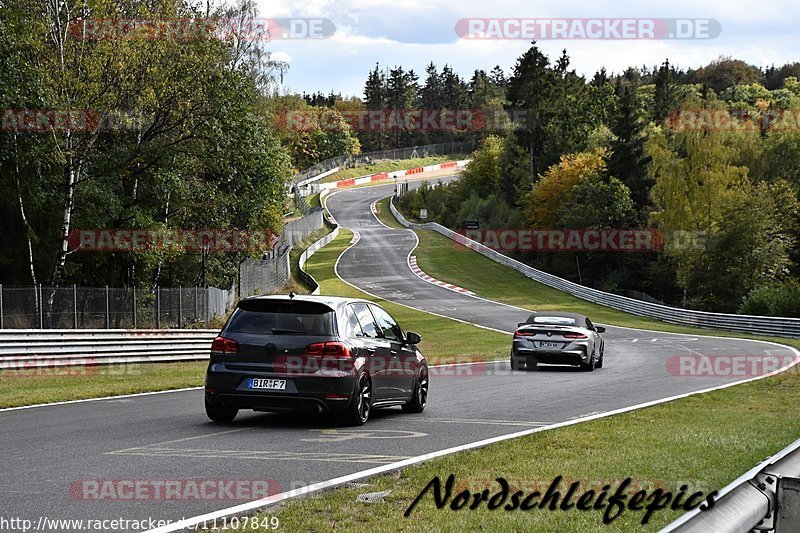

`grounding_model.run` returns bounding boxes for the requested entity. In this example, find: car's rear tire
[525,355,539,370]
[510,354,526,371]
[340,374,372,426]
[403,366,428,413]
[581,351,596,372]
[596,347,604,368]
[205,399,238,423]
